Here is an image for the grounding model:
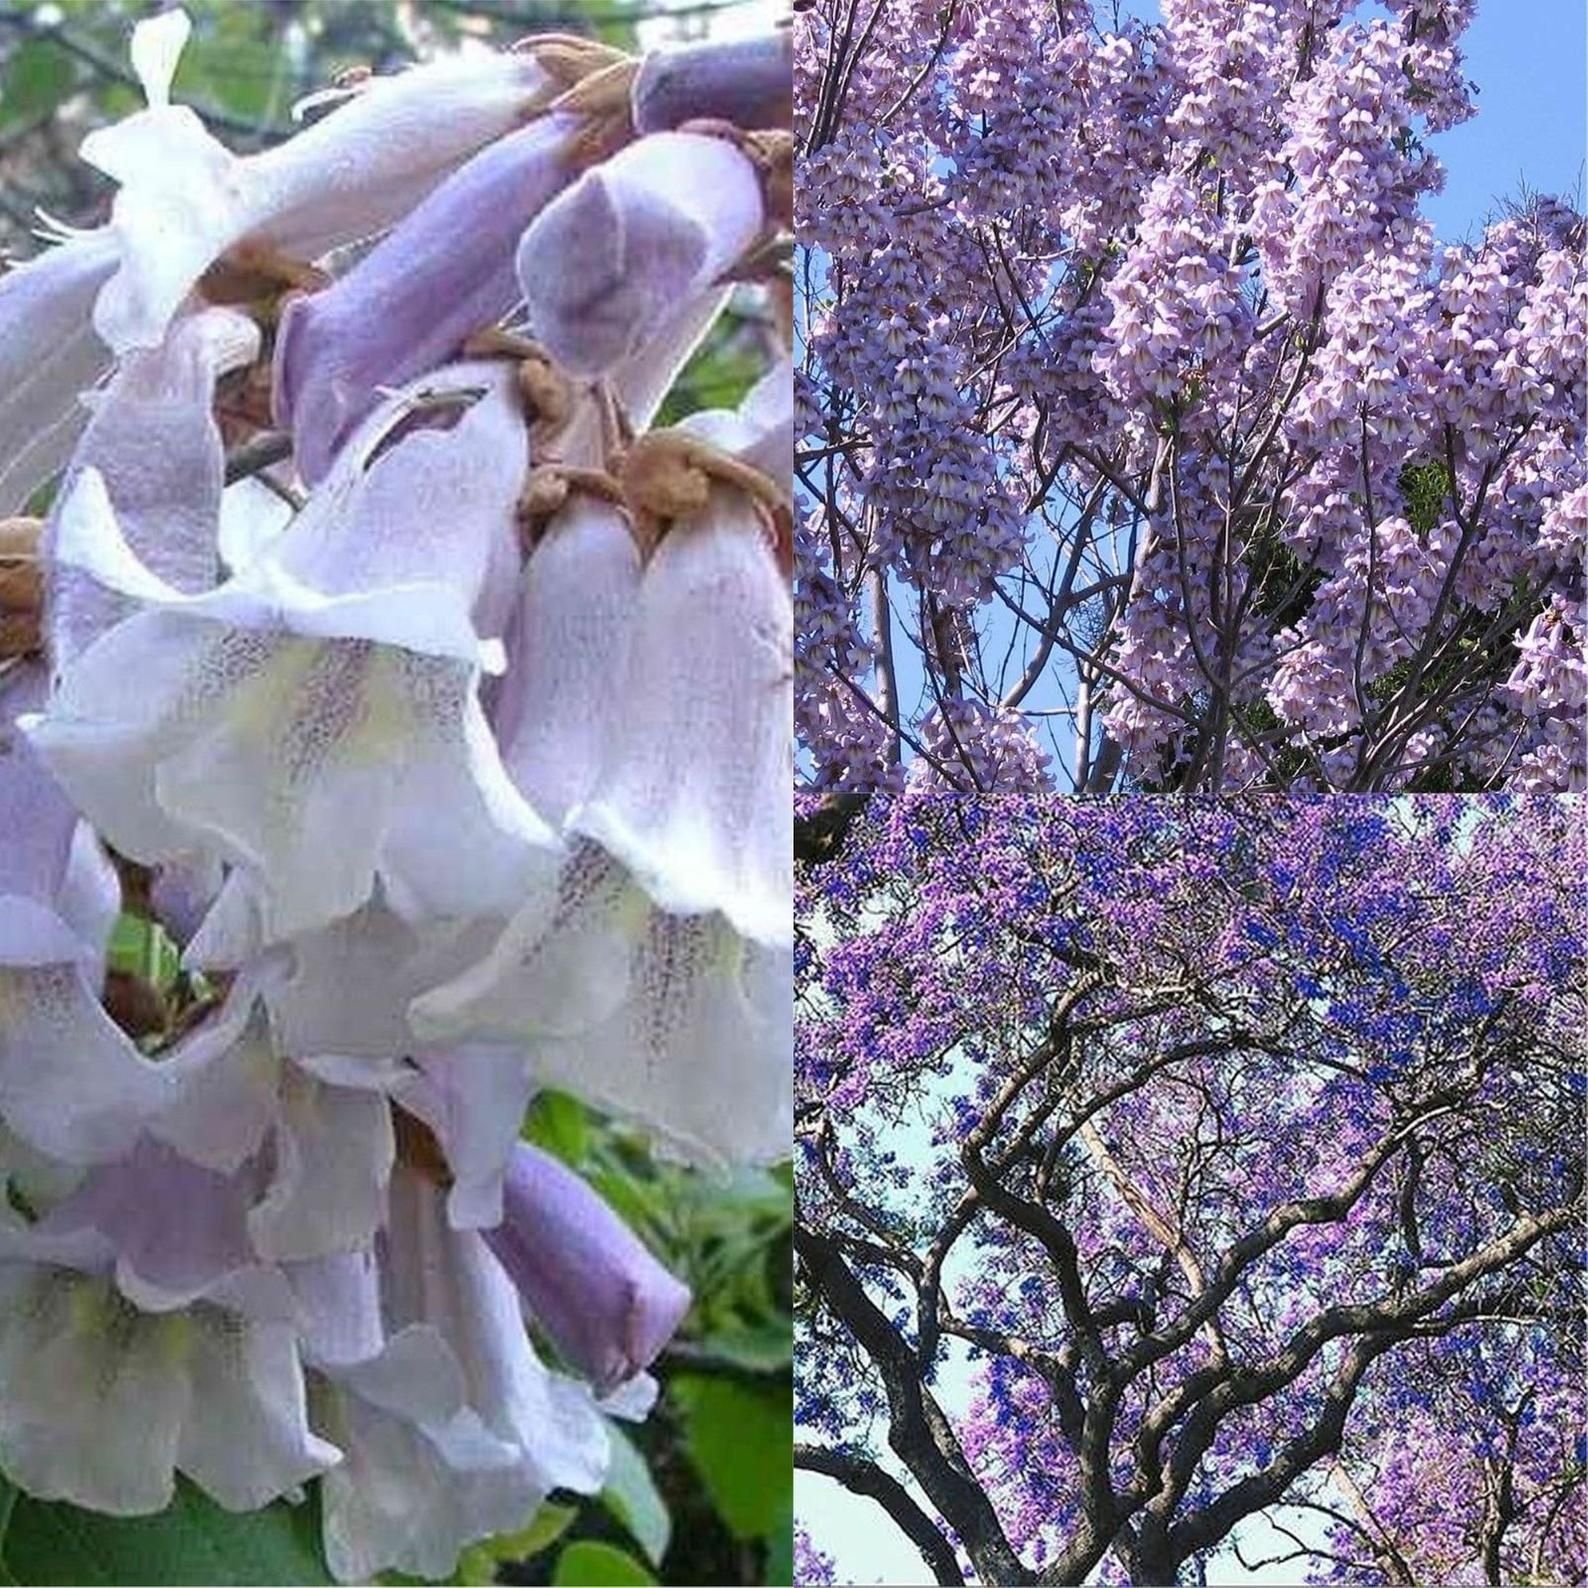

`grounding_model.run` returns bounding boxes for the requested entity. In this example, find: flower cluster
[0,13,791,1580]
[795,794,1585,1584]
[795,0,1585,793]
